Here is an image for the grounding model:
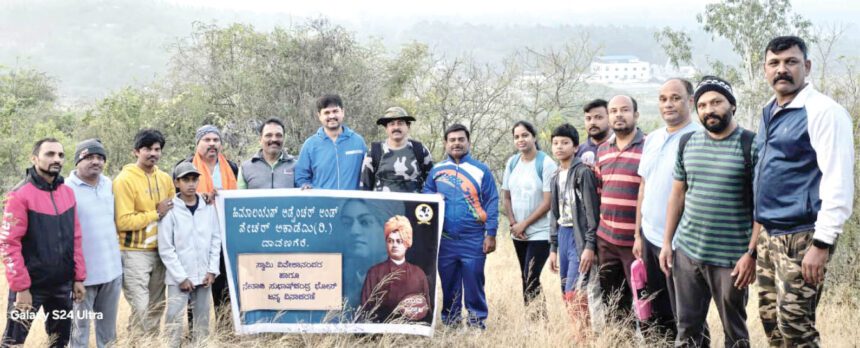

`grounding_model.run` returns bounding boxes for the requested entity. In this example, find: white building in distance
[589,55,652,84]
